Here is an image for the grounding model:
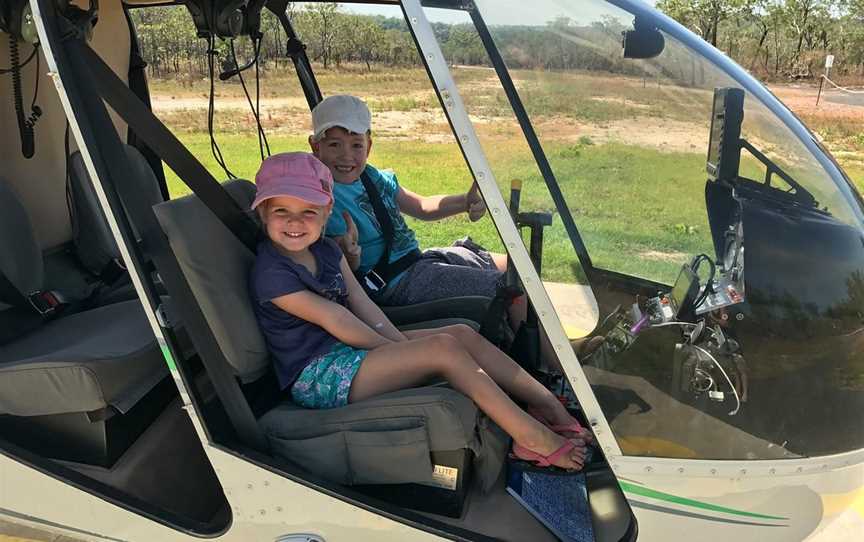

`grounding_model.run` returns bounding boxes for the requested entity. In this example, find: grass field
[155,66,864,287]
